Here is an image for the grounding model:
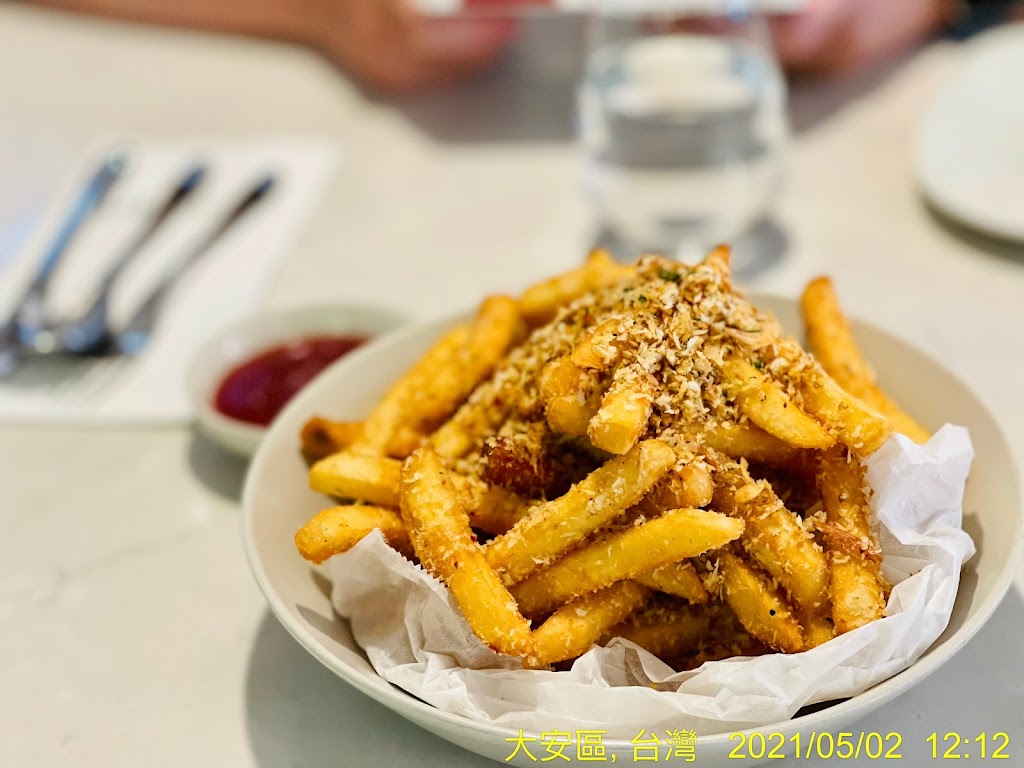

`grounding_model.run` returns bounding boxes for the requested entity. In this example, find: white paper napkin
[330,426,975,738]
[0,138,335,426]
